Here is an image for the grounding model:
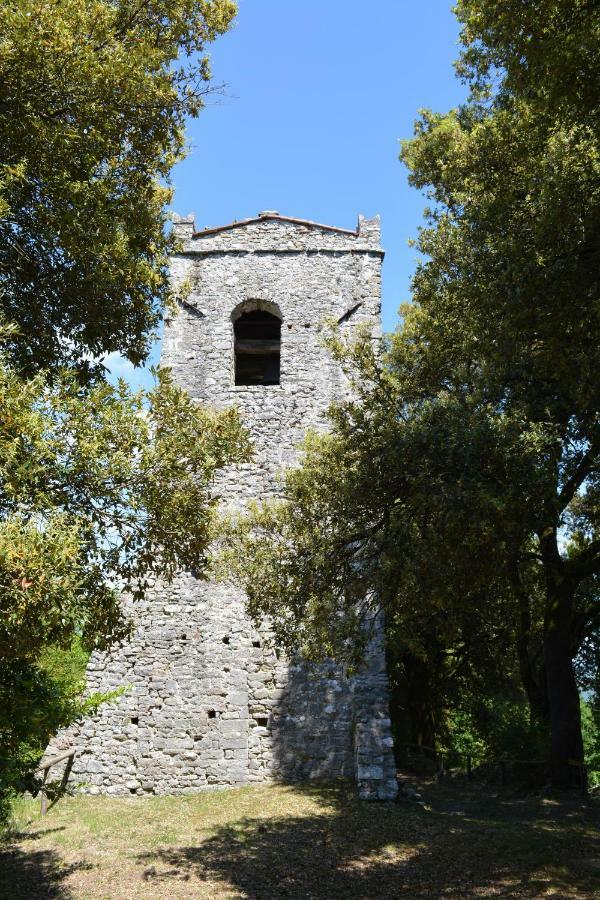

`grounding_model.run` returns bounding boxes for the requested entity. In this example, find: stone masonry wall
[44,212,398,801]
